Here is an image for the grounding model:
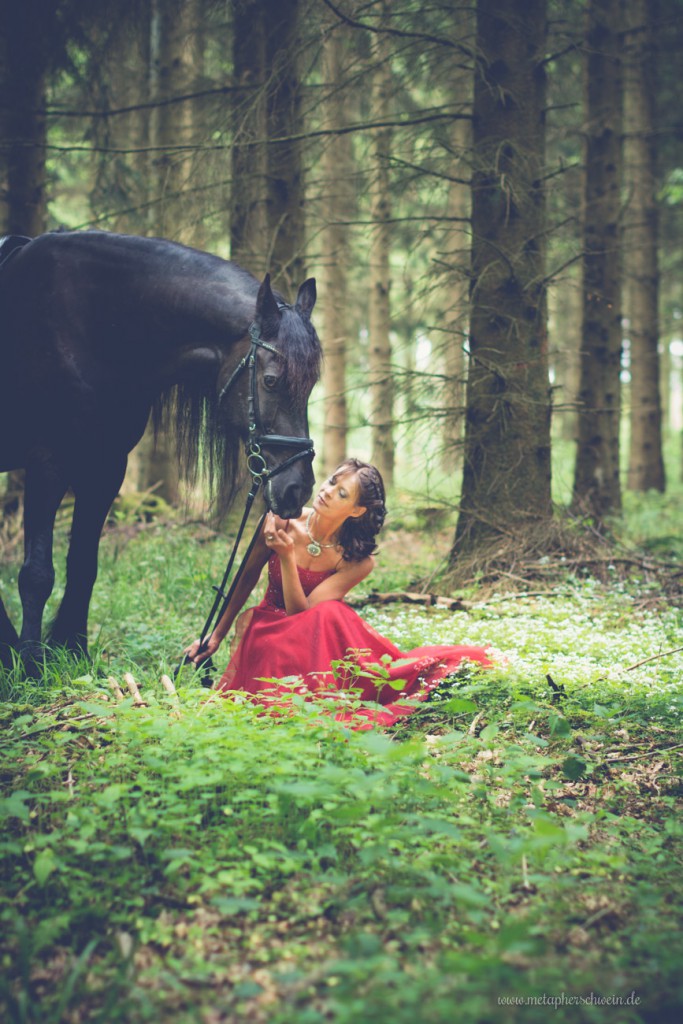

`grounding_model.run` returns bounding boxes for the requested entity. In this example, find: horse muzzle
[264,456,314,518]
